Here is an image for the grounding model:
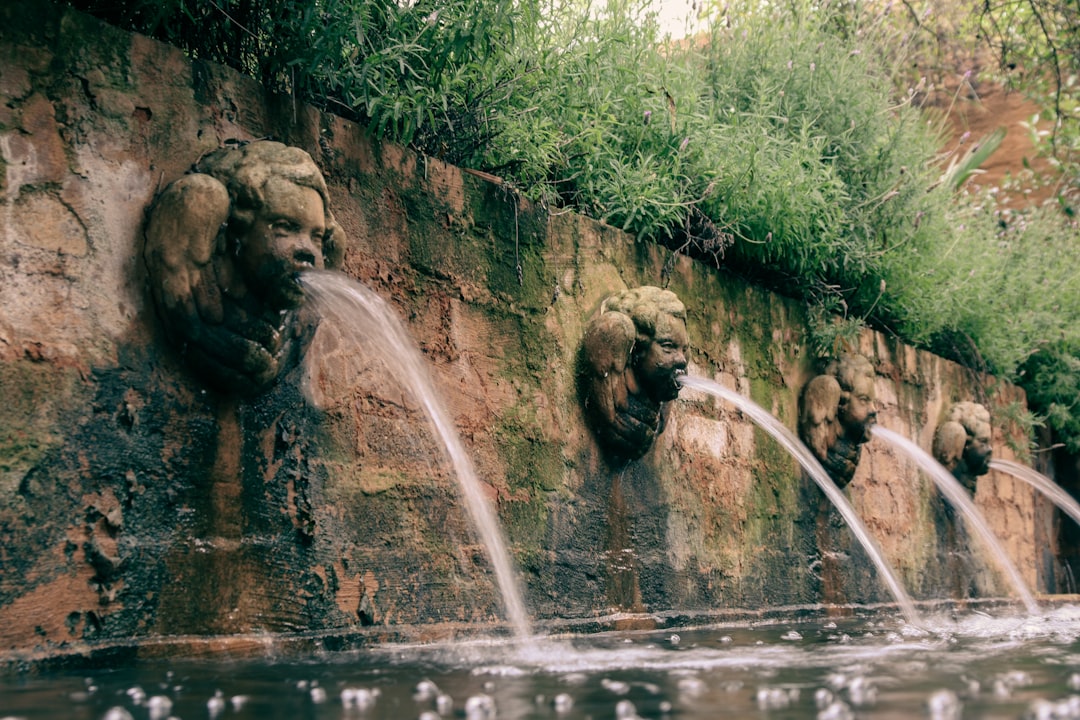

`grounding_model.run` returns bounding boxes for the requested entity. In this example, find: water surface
[7,608,1080,719]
